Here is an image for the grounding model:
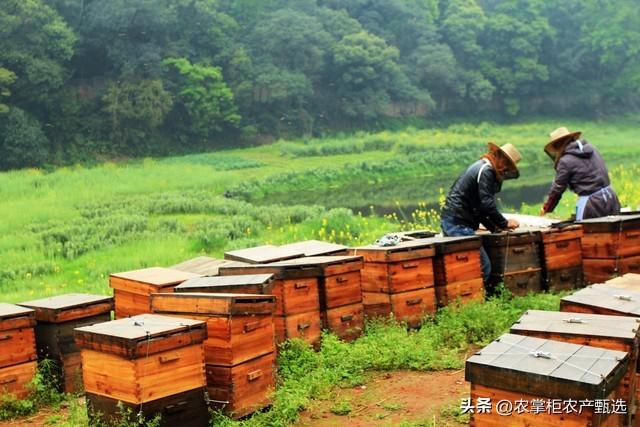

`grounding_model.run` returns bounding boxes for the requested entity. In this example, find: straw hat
[544,127,581,156]
[487,142,521,171]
